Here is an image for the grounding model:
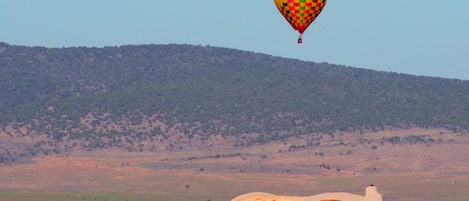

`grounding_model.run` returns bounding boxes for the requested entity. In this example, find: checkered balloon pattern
[274,0,327,34]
